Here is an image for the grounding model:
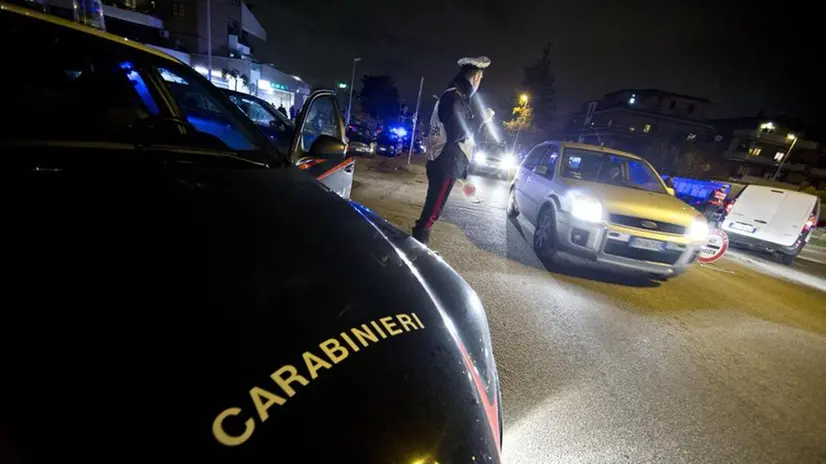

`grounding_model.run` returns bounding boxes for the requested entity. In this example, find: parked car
[0,4,502,463]
[720,185,820,264]
[508,141,709,279]
[375,132,403,156]
[346,124,376,155]
[223,89,354,198]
